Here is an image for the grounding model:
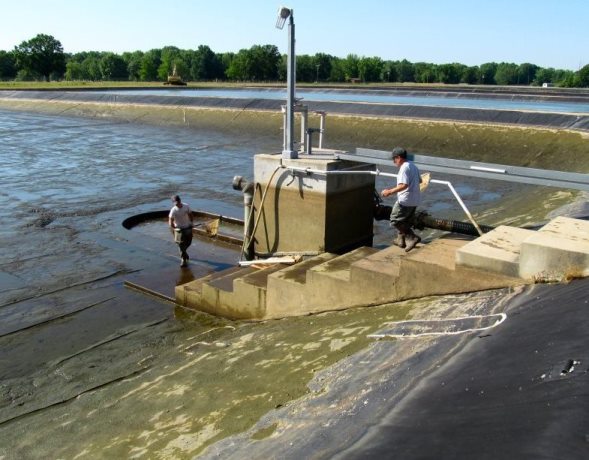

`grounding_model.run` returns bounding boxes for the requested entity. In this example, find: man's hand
[381,183,408,198]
